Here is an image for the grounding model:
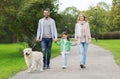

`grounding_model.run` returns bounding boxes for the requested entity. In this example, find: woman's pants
[78,42,88,65]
